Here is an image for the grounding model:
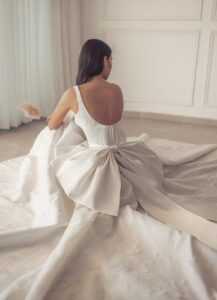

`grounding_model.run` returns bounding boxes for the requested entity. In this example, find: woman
[46,39,122,131]
[1,39,217,299]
